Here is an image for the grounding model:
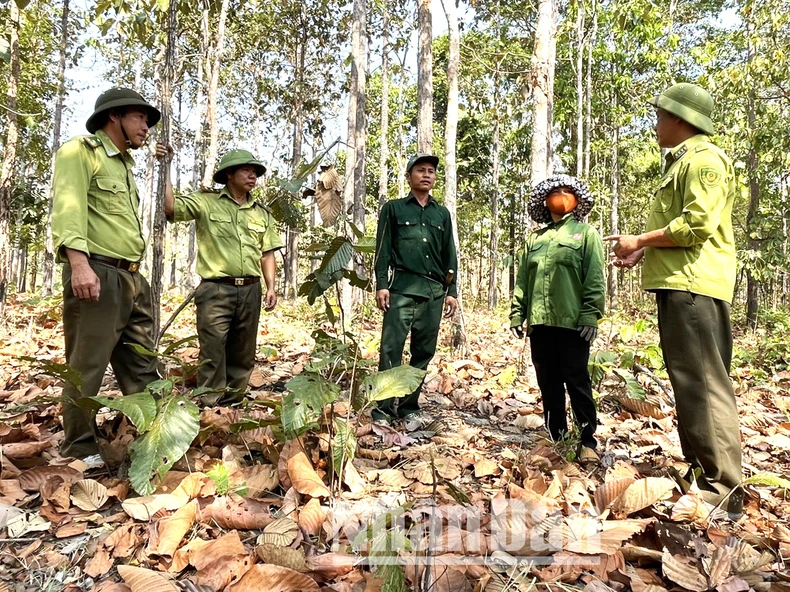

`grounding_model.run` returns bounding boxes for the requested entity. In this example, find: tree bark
[378,4,390,211]
[583,0,597,179]
[201,0,230,189]
[575,0,585,177]
[43,0,70,296]
[417,0,433,153]
[745,30,760,330]
[0,2,21,307]
[151,0,178,342]
[609,92,620,311]
[529,0,557,185]
[487,71,501,309]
